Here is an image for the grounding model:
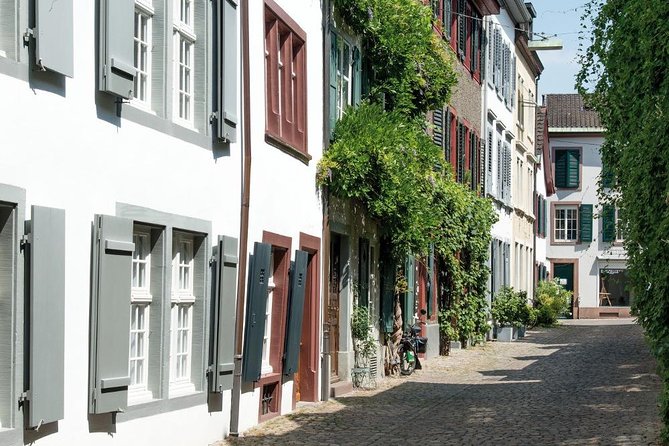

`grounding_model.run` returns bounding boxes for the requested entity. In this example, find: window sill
[169,381,197,398]
[265,133,311,165]
[551,240,579,246]
[131,290,153,303]
[128,388,155,406]
[171,292,196,304]
[256,372,281,386]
